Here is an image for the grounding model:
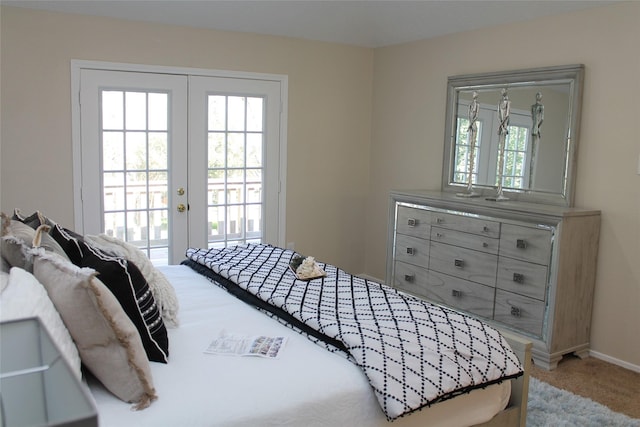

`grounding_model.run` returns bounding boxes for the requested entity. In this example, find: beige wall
[0,6,373,272]
[367,2,640,368]
[2,3,639,369]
